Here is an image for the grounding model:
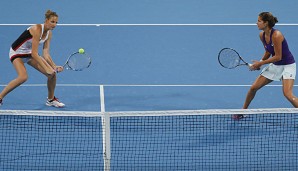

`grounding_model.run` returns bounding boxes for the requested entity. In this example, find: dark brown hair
[259,12,278,28]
